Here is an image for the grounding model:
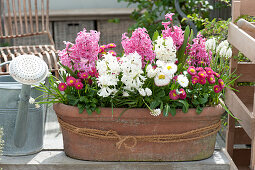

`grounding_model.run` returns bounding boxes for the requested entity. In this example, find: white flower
[162,63,177,77]
[29,97,35,104]
[138,88,146,96]
[205,38,216,51]
[58,67,66,75]
[219,46,228,57]
[154,71,171,86]
[225,48,232,59]
[47,71,52,77]
[35,104,40,109]
[150,109,161,116]
[183,71,188,76]
[154,36,177,63]
[177,75,189,88]
[145,88,152,96]
[97,53,120,75]
[97,74,118,87]
[123,91,130,97]
[98,87,116,98]
[216,40,229,53]
[146,65,159,78]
